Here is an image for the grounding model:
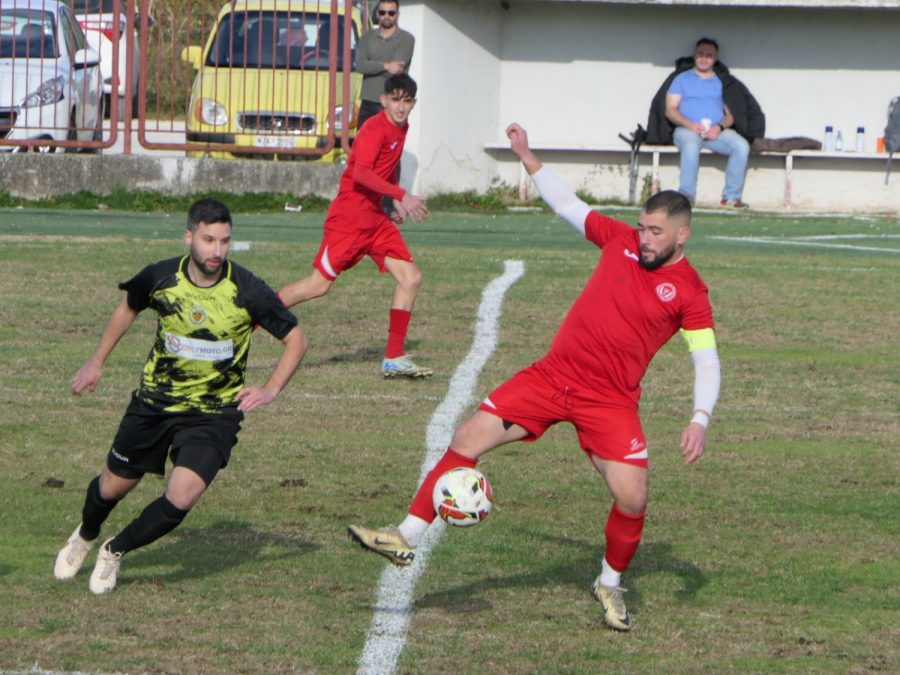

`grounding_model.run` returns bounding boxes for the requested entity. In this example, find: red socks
[604,503,646,572]
[408,453,644,571]
[408,448,477,522]
[385,308,412,359]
